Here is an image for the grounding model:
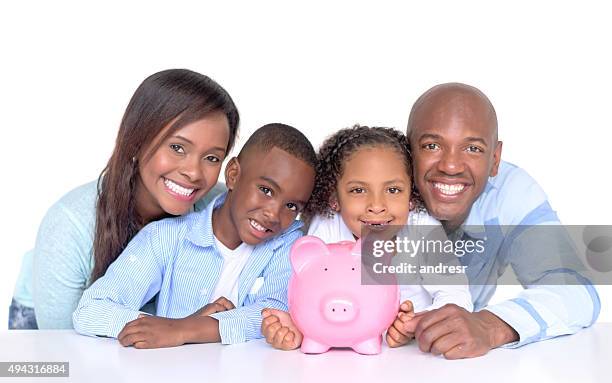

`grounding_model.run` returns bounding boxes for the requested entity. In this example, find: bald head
[406,83,503,232]
[407,83,498,142]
